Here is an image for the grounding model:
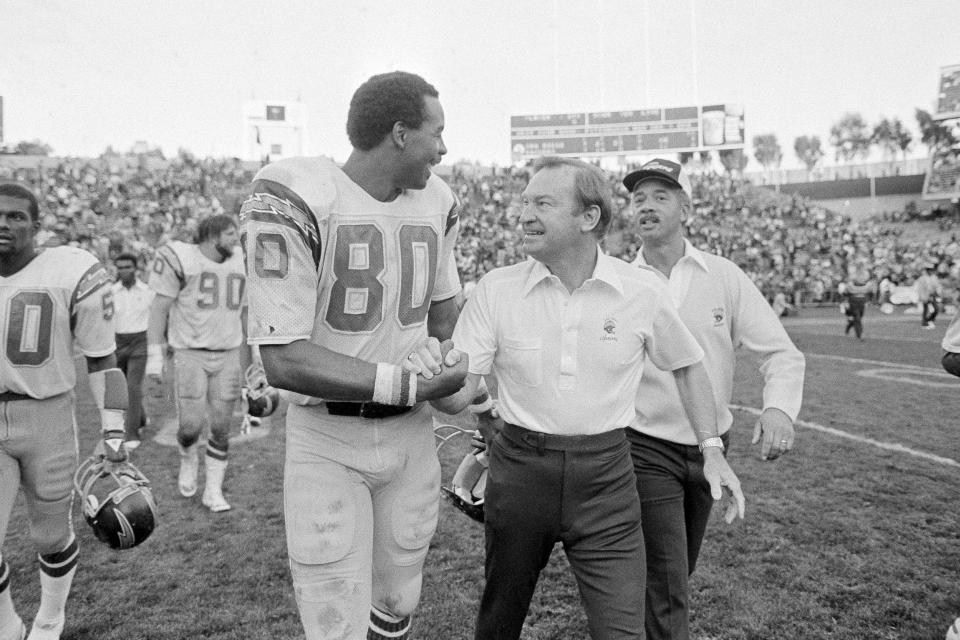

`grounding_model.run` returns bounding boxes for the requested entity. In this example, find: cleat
[201,490,232,513]
[201,457,231,512]
[178,444,199,497]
